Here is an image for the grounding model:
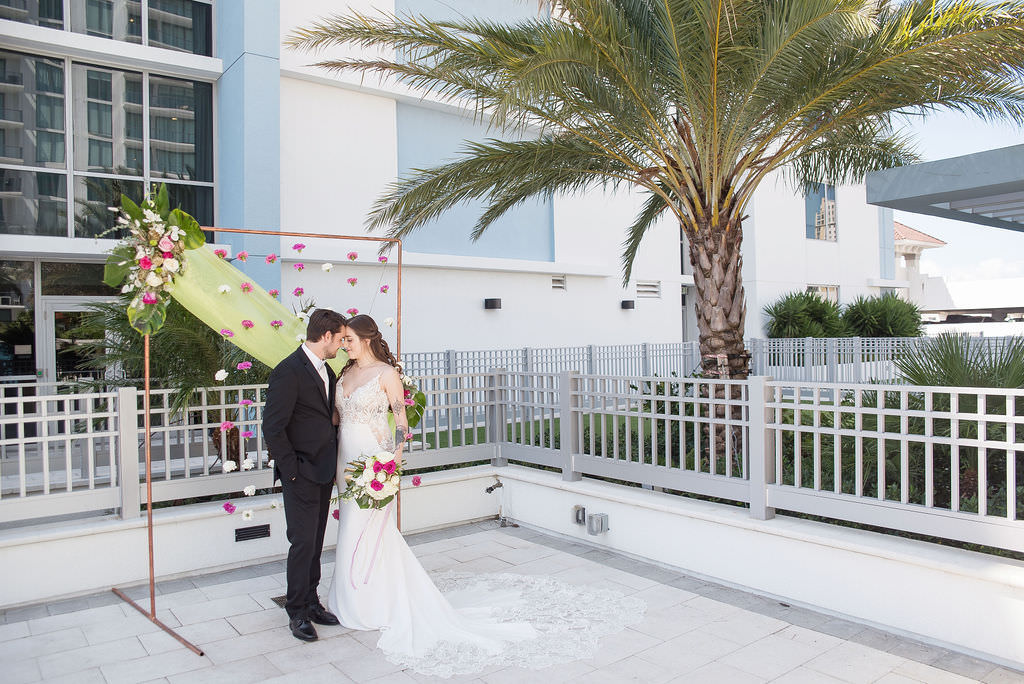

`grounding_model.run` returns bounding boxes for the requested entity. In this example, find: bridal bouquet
[340,451,405,509]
